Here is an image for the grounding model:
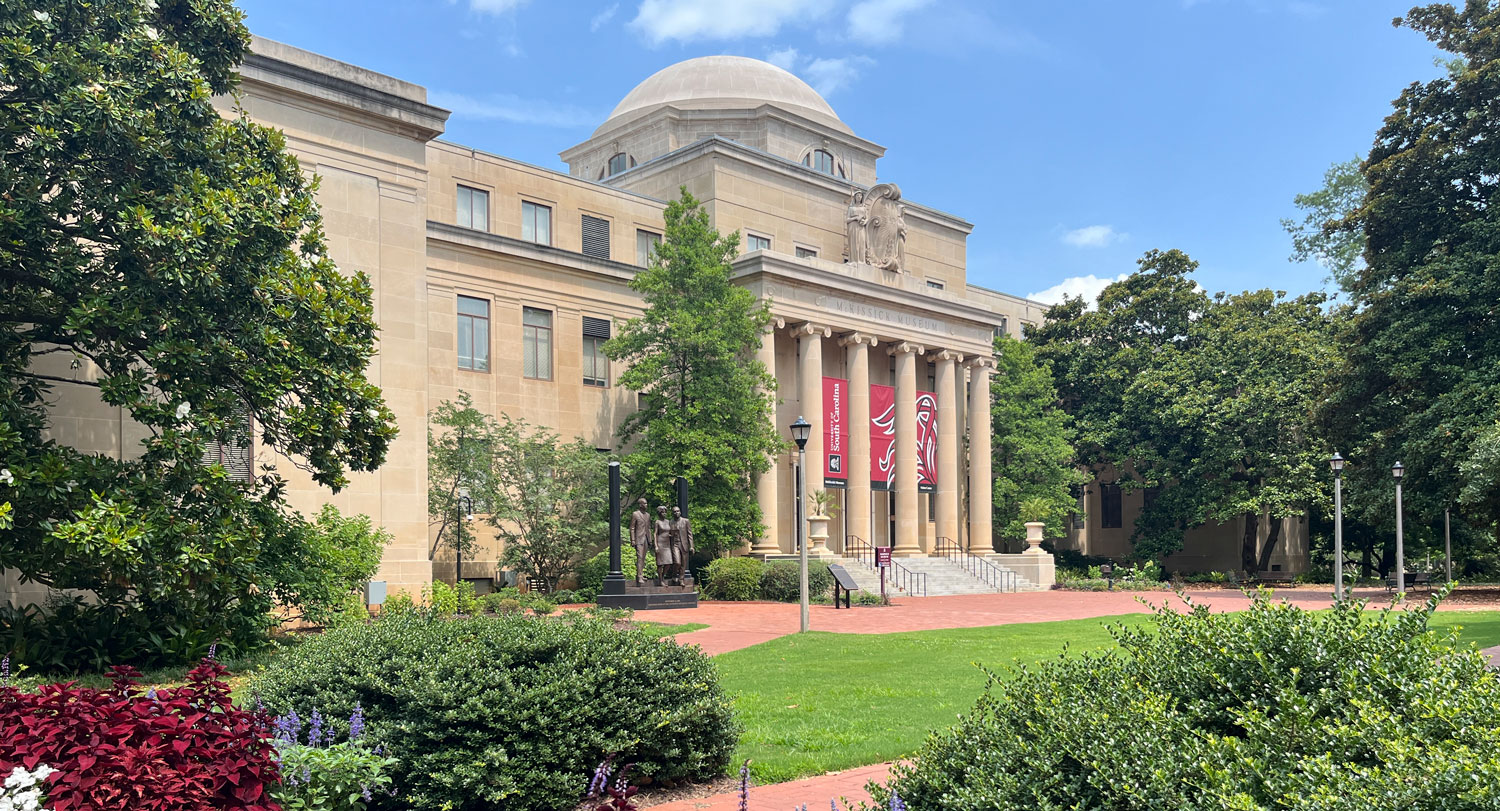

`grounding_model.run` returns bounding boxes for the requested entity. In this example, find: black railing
[933,537,1017,592]
[845,535,927,596]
